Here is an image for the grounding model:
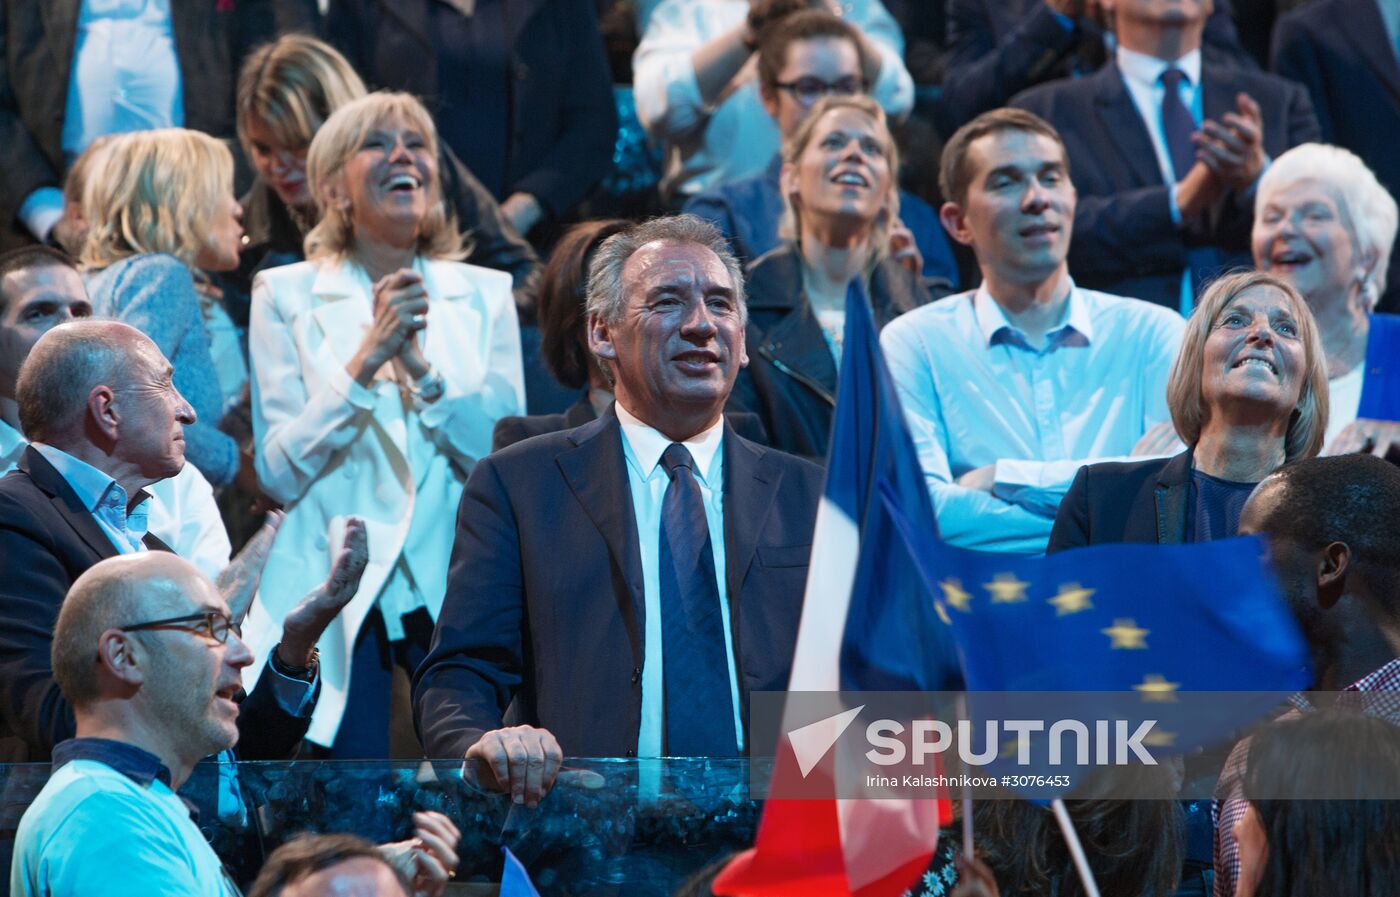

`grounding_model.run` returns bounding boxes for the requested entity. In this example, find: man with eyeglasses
[0,320,361,764]
[10,553,250,896]
[683,8,958,291]
[634,0,913,203]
